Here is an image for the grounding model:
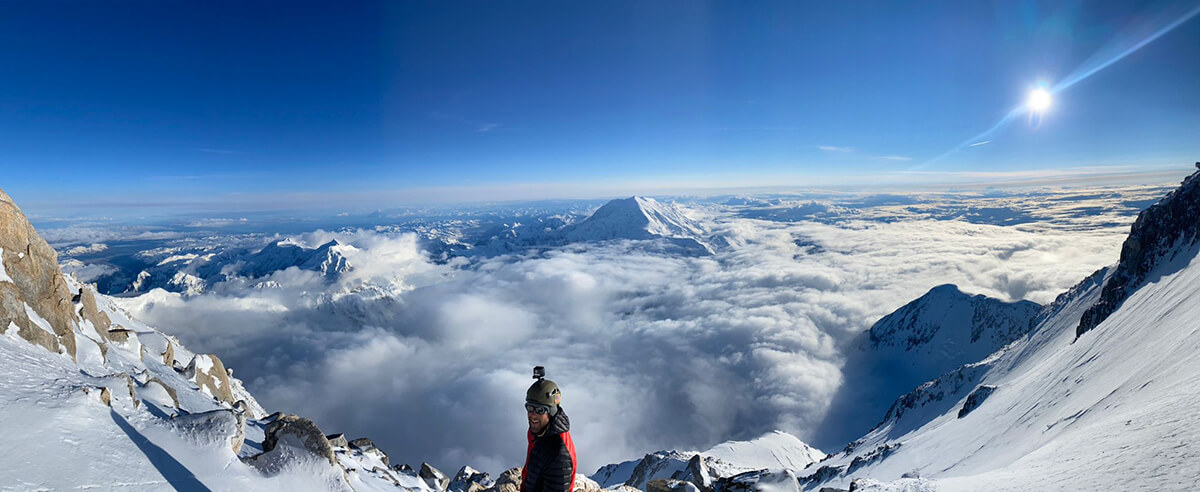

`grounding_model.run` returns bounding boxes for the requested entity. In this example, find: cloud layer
[115,191,1143,476]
